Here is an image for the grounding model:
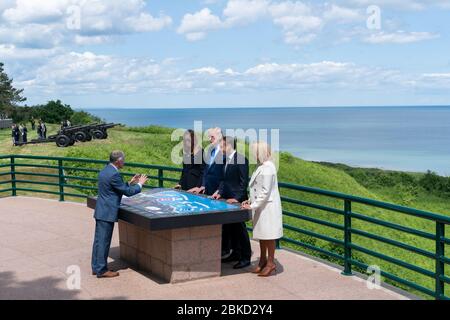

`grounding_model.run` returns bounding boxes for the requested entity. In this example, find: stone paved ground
[0,197,409,300]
